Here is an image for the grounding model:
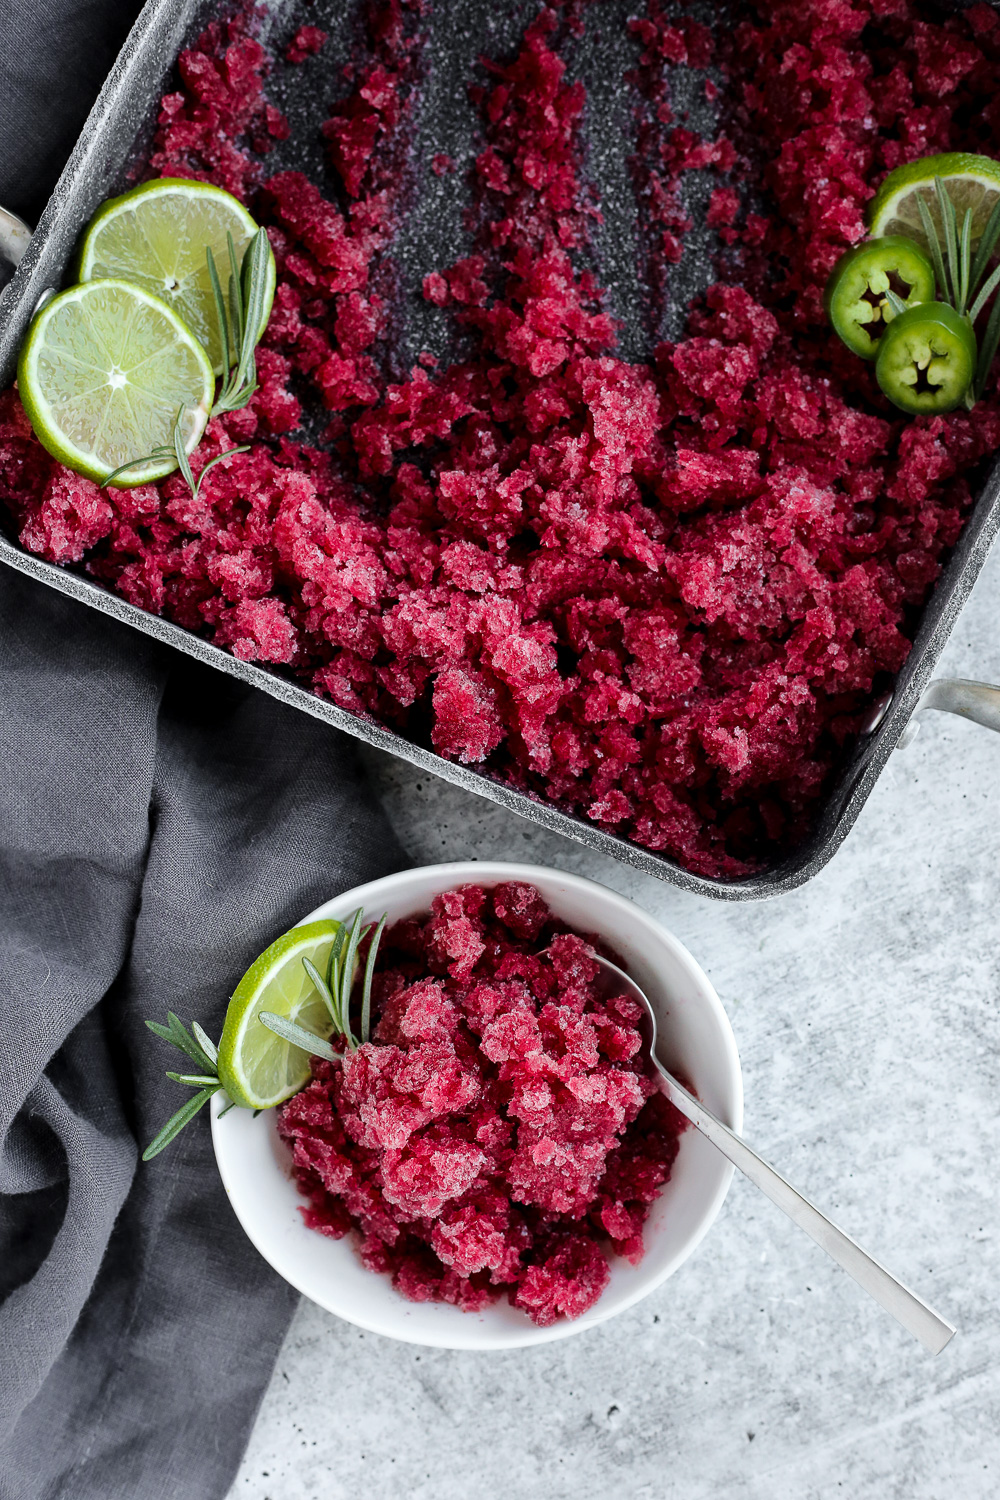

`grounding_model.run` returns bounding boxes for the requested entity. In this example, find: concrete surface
[226,544,1000,1500]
